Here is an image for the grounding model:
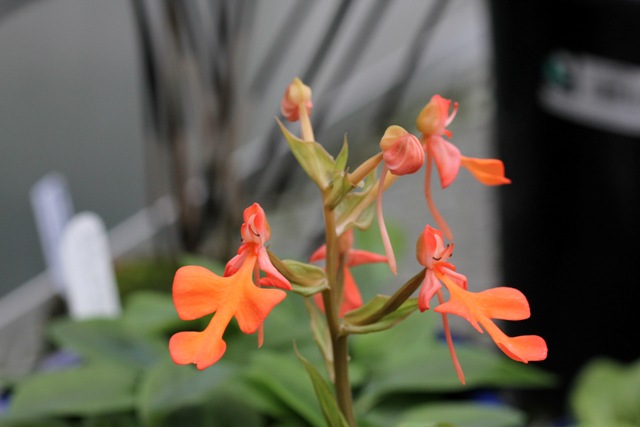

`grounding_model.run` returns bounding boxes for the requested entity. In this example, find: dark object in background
[489,0,640,419]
